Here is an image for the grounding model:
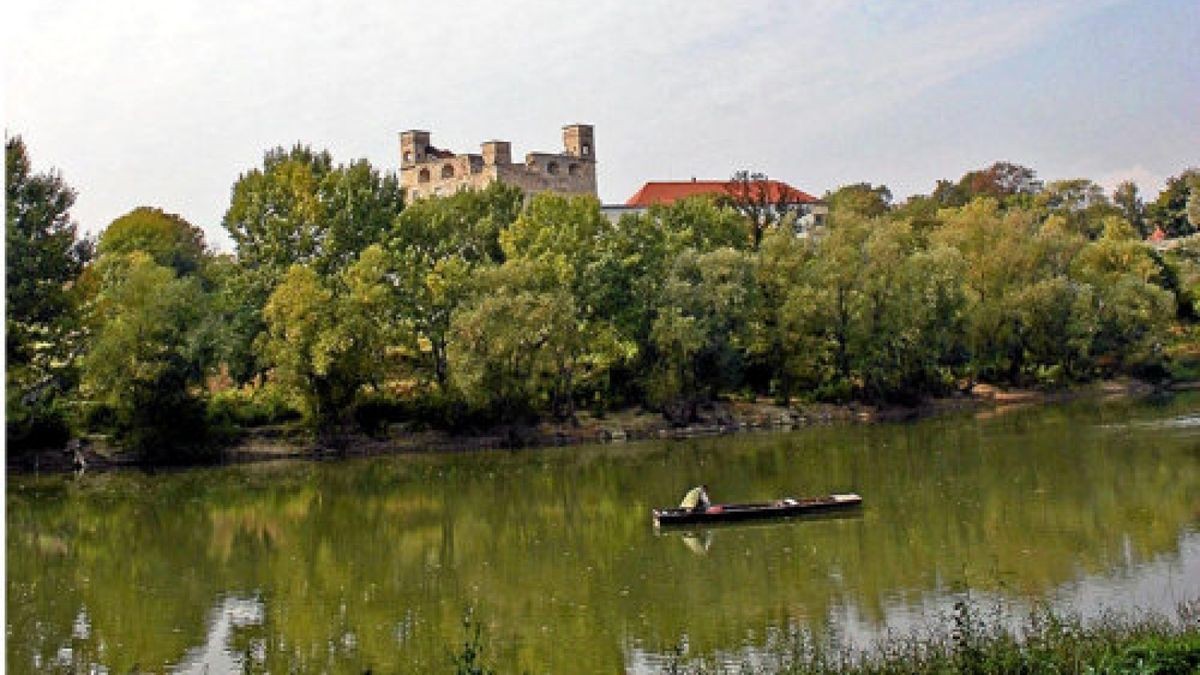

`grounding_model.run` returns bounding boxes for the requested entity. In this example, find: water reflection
[7,393,1200,673]
[177,595,264,675]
